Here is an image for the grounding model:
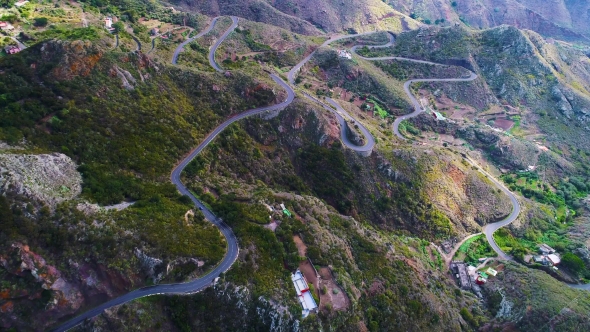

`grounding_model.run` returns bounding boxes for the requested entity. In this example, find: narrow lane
[209,16,239,72]
[51,17,293,332]
[172,17,221,65]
